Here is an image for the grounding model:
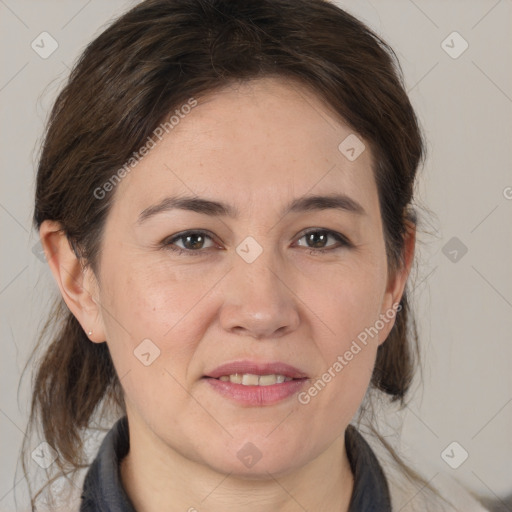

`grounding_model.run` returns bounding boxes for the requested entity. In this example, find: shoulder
[360,429,490,512]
